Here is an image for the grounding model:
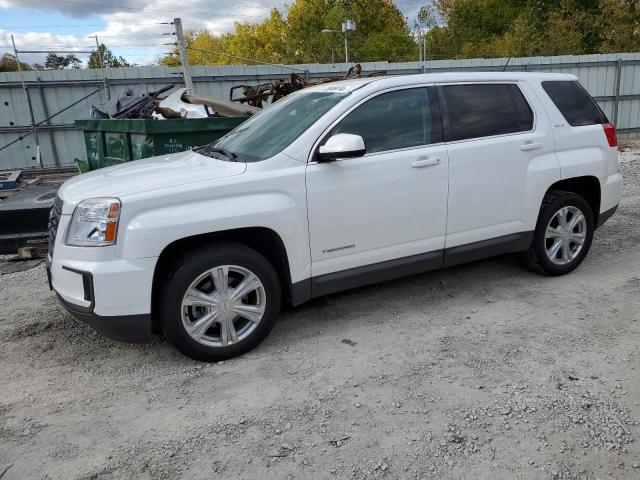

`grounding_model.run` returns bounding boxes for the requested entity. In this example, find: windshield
[211,91,349,162]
